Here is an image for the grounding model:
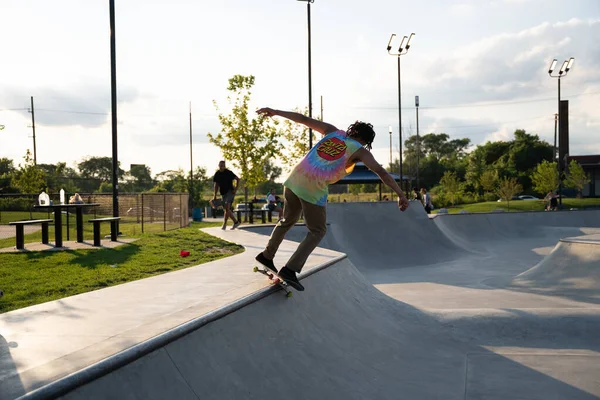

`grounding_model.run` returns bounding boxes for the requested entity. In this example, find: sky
[1,0,599,180]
